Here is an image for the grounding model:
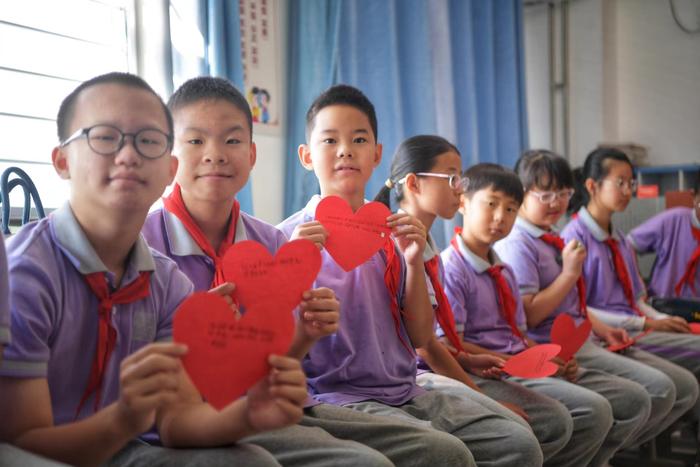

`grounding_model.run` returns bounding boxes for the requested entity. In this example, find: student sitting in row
[494,149,694,448]
[375,134,543,466]
[628,173,700,320]
[0,72,308,467]
[278,84,543,466]
[442,163,652,467]
[562,147,700,424]
[142,76,462,466]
